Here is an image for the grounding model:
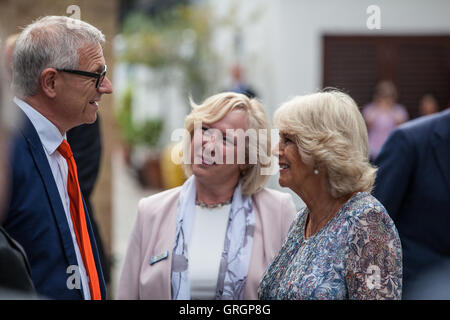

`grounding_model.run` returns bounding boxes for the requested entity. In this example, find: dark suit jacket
[67,118,102,203]
[0,227,36,296]
[373,109,450,297]
[3,109,106,300]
